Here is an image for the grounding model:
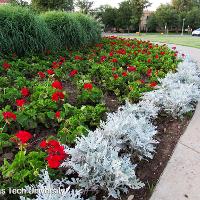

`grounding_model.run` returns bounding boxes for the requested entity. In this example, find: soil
[108,113,192,200]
